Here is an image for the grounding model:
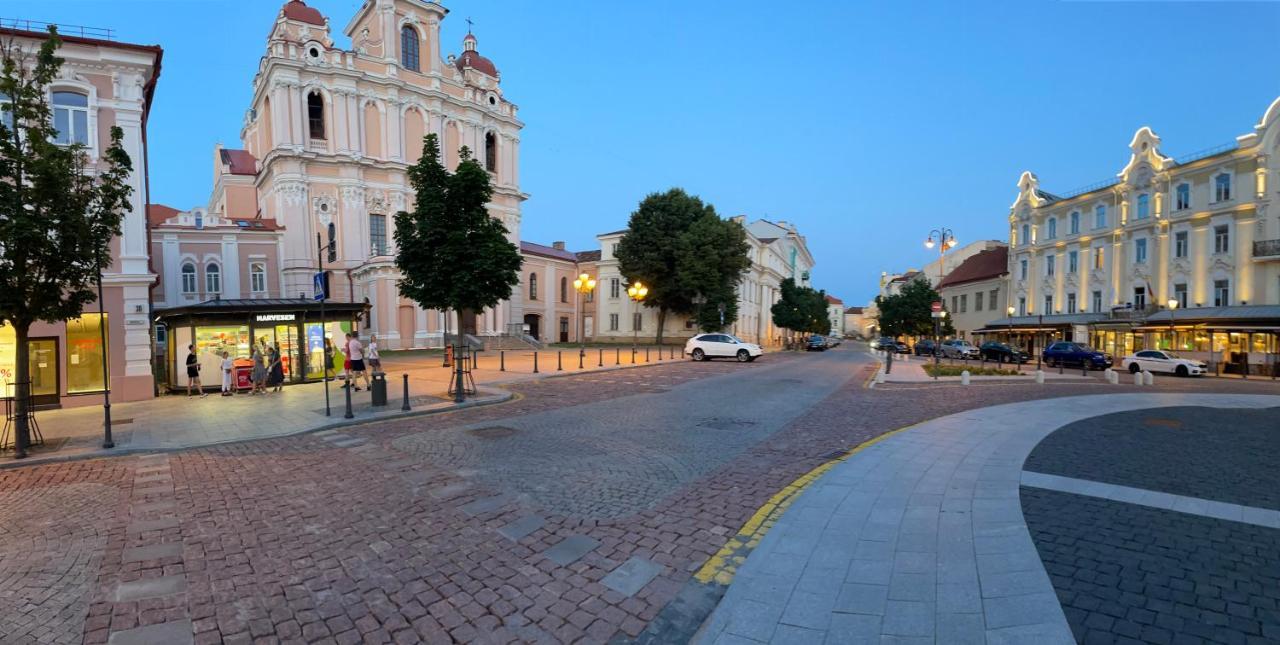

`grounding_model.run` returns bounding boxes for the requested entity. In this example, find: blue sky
[14,0,1280,304]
